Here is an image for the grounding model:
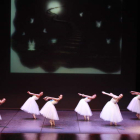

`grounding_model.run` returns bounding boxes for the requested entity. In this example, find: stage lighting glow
[47,1,62,14]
